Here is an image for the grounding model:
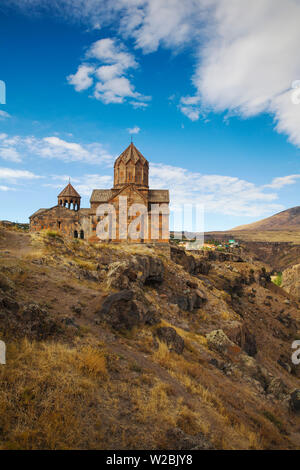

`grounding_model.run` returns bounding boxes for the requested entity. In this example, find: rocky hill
[232,206,300,232]
[0,224,300,450]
